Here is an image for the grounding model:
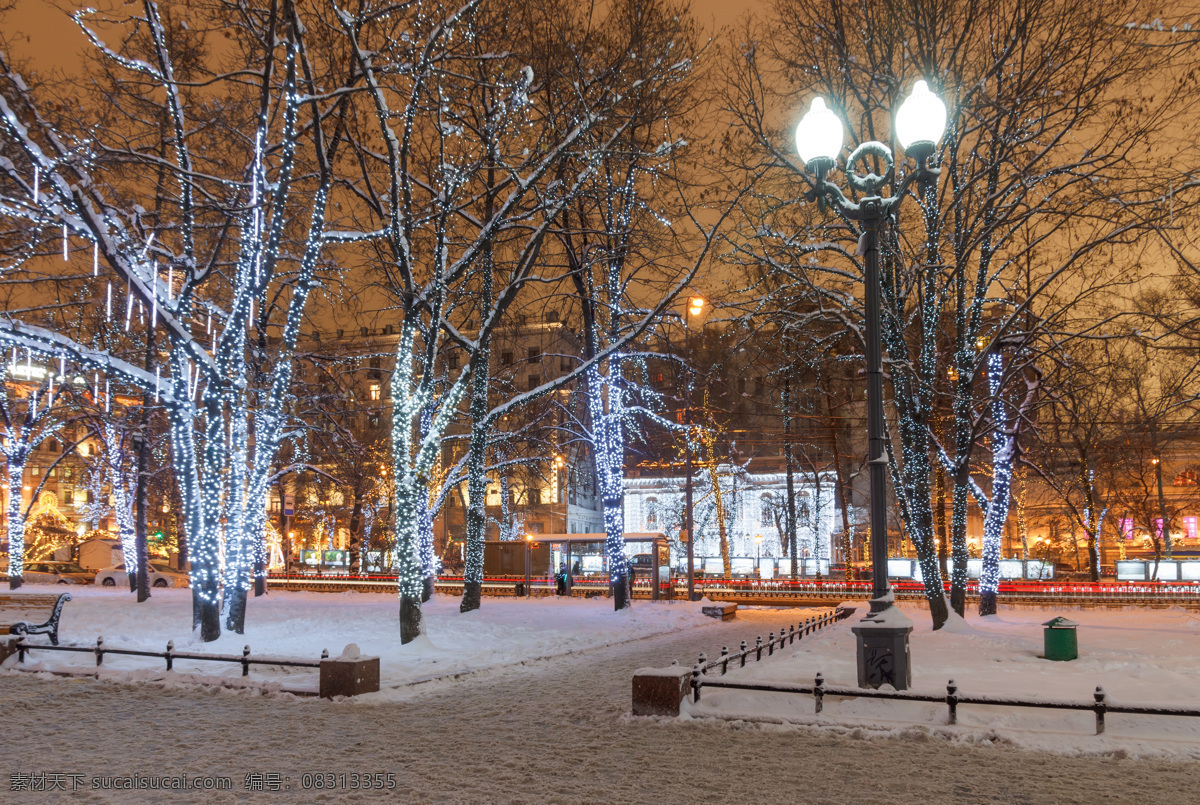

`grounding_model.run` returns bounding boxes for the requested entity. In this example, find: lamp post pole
[860,204,890,603]
[794,81,947,690]
[685,401,695,601]
[683,296,704,602]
